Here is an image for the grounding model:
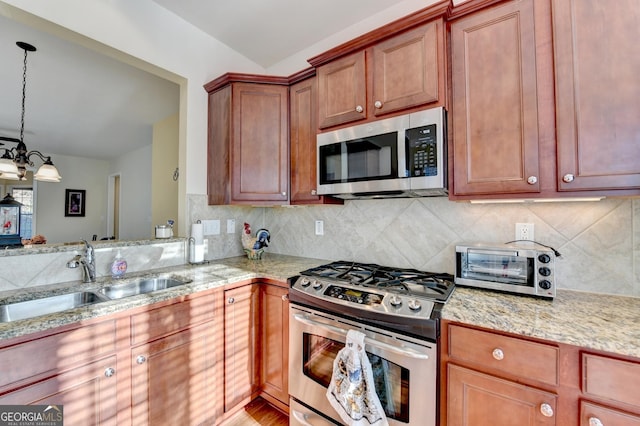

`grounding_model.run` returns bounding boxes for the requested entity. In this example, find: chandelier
[0,41,61,182]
